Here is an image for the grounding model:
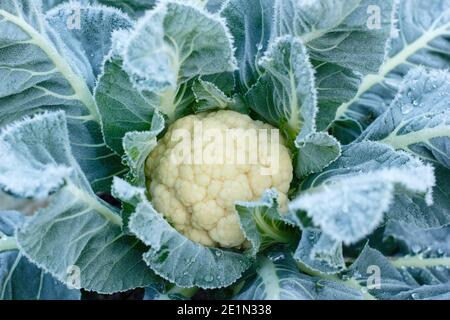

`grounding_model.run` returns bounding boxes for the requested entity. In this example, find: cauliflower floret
[145,110,293,248]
